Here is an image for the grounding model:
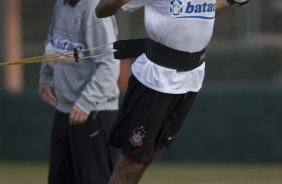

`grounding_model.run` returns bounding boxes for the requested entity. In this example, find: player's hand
[69,105,88,125]
[38,84,57,108]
